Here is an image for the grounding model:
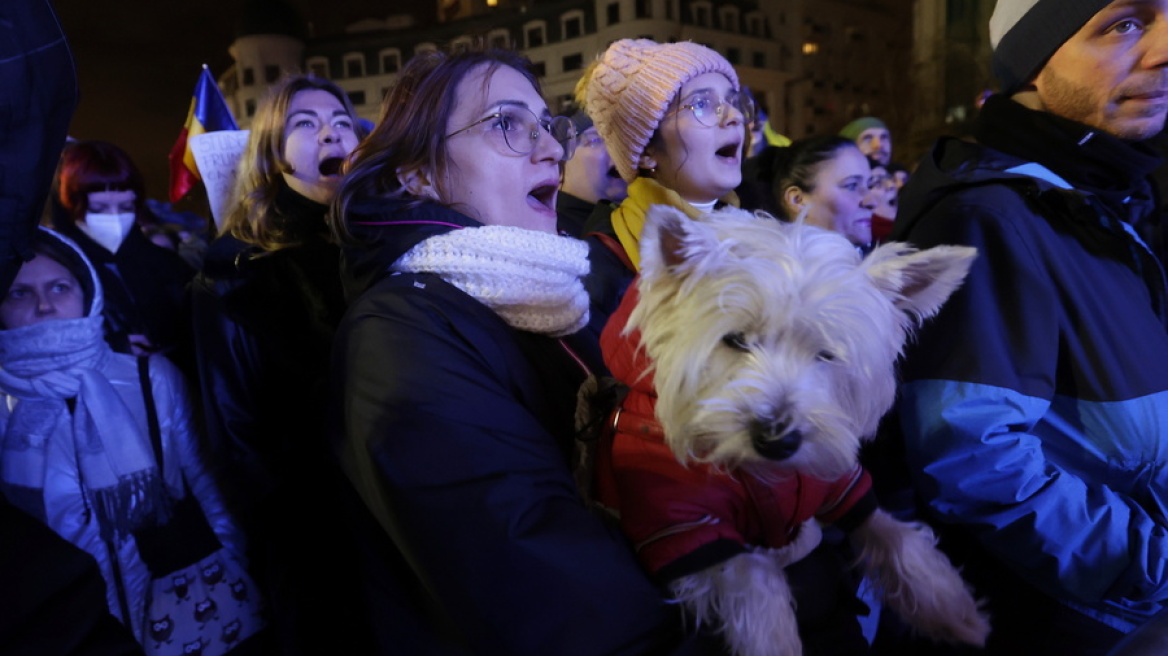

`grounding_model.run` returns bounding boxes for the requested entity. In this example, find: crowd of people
[6,0,1168,654]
